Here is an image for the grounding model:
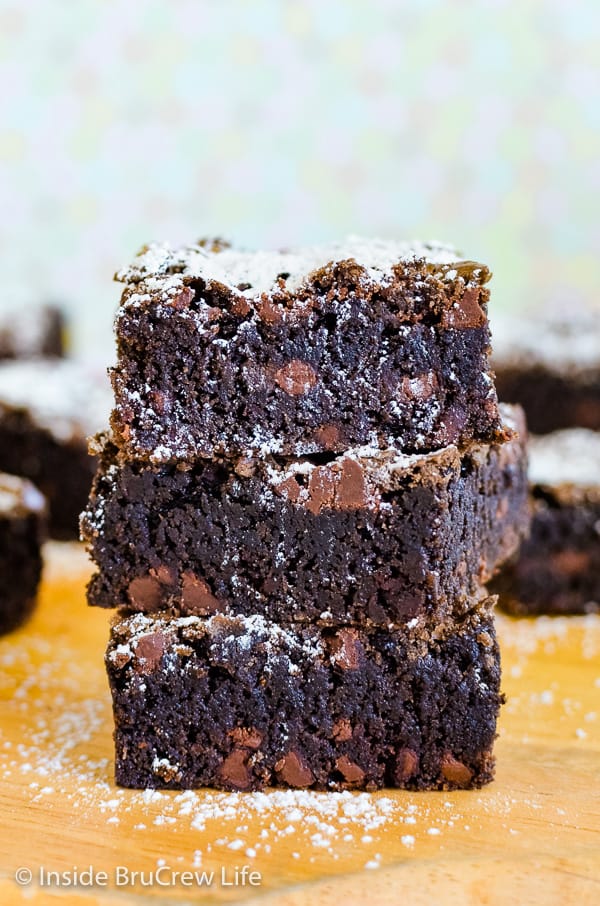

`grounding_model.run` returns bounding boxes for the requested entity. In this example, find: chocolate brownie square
[492,311,600,434]
[0,360,110,539]
[0,305,65,359]
[110,238,507,462]
[106,597,502,791]
[0,473,46,634]
[493,429,600,615]
[82,405,528,628]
